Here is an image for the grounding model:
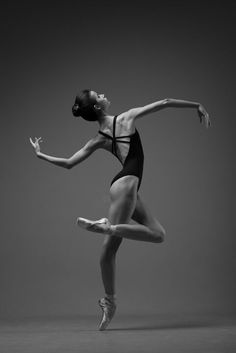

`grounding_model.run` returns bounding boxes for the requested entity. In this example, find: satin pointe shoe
[98,297,116,331]
[77,217,112,234]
